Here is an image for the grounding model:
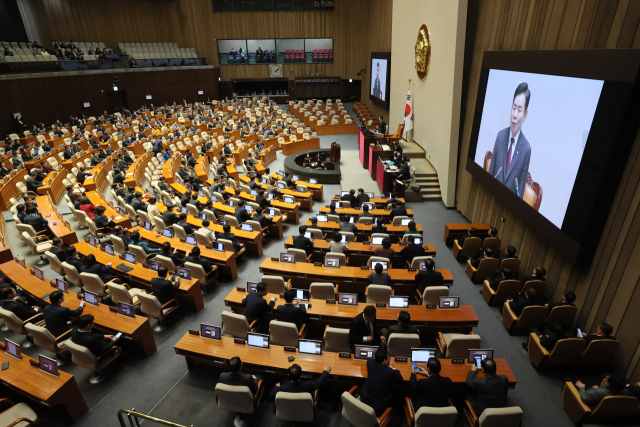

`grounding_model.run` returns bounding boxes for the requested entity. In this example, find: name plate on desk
[452,359,465,364]
[408,268,416,272]
[188,329,200,336]
[426,304,437,309]
[109,307,118,313]
[236,287,246,292]
[361,266,370,270]
[234,339,246,345]
[339,353,352,358]
[271,257,279,261]
[314,262,322,266]
[326,299,336,304]
[399,242,406,246]
[394,357,408,362]
[375,303,386,308]
[284,347,296,353]
[40,293,50,301]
